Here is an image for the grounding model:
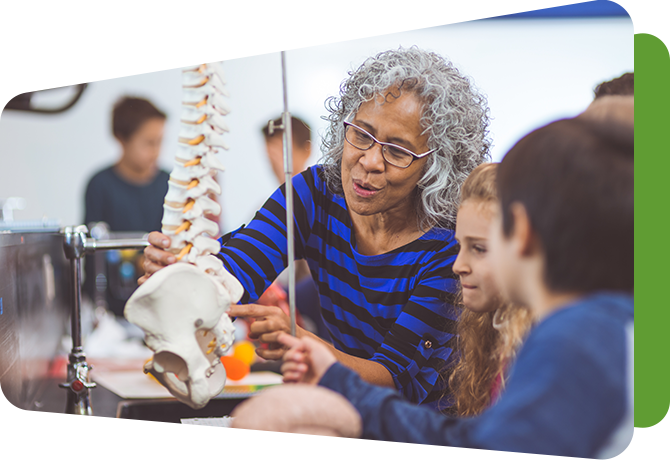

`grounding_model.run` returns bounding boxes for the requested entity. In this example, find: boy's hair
[262,115,311,148]
[579,95,634,127]
[460,162,498,204]
[497,117,633,294]
[594,72,634,99]
[112,96,166,141]
[446,162,533,417]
